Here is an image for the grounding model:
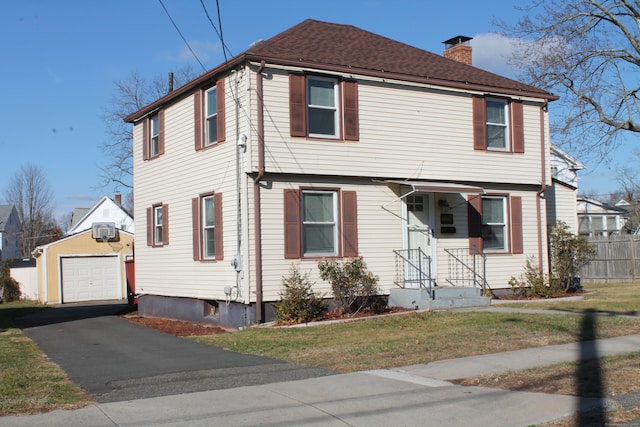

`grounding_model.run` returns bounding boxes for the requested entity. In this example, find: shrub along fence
[579,236,640,282]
